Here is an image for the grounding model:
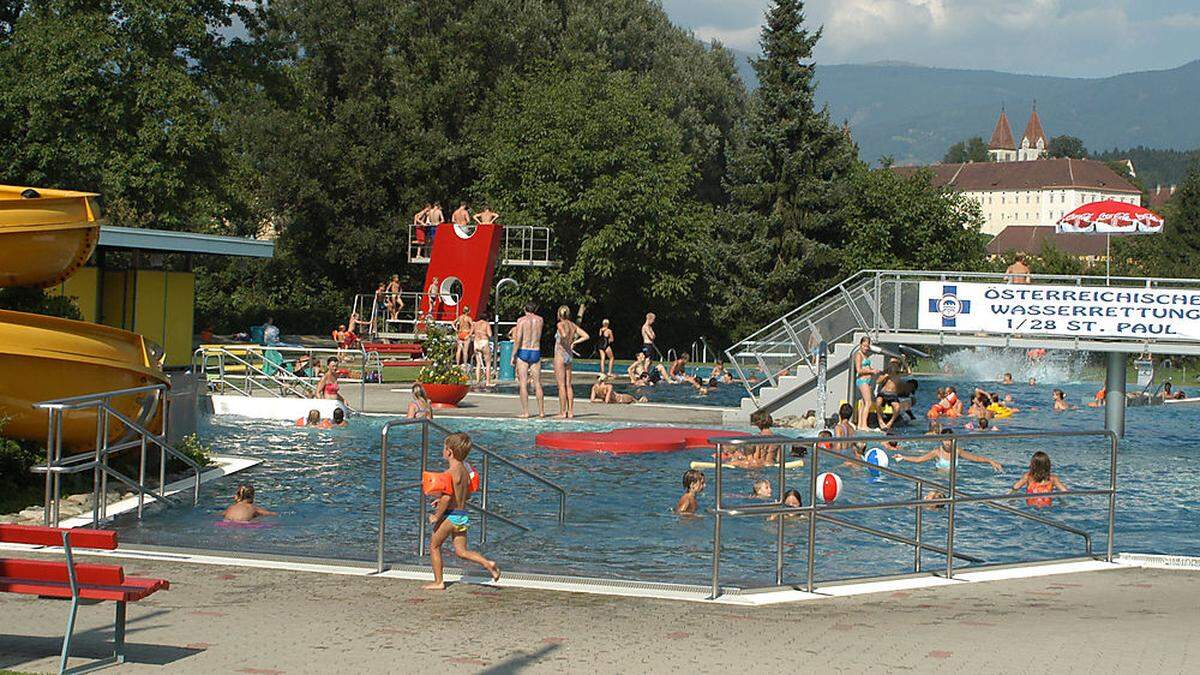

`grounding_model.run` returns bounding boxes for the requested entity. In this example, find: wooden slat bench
[0,524,170,674]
